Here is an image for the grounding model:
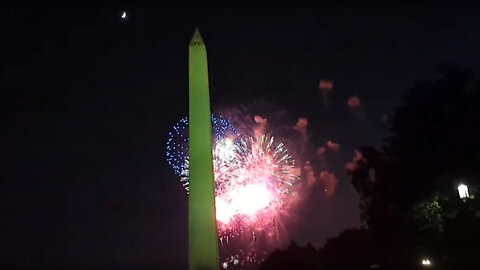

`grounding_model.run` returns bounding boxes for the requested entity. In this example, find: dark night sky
[2,4,480,269]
